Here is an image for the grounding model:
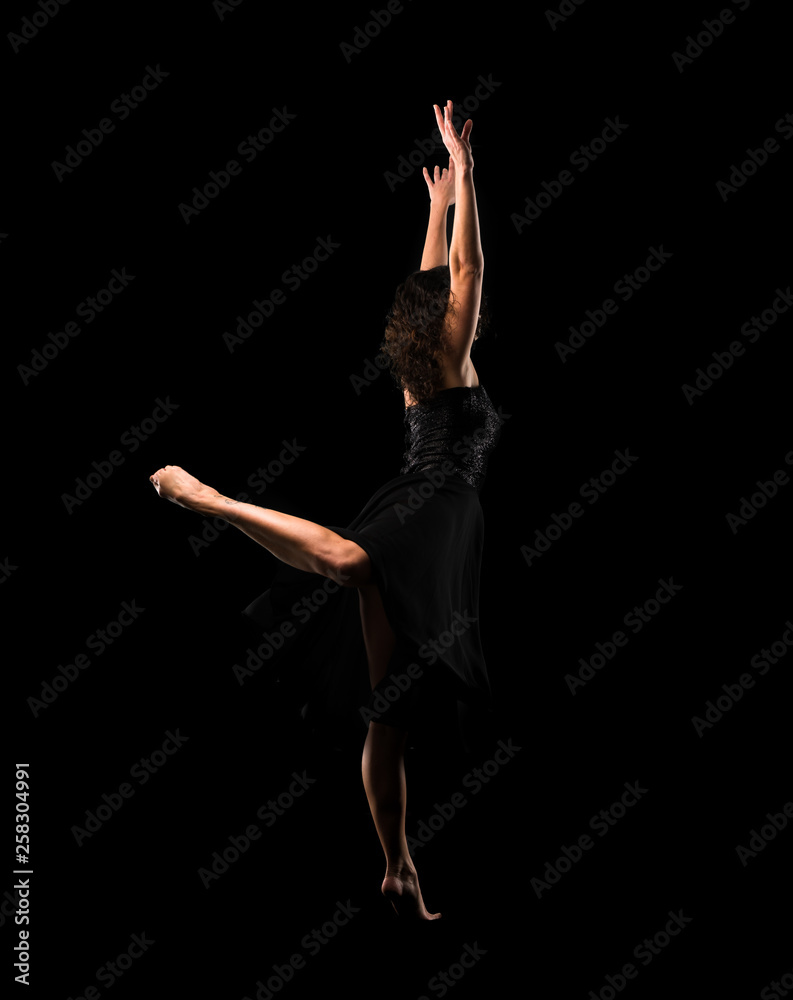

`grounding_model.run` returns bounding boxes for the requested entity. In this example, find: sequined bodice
[400,386,501,492]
